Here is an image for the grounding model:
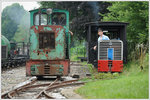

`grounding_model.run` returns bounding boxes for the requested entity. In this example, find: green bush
[70,40,86,61]
[94,72,120,80]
